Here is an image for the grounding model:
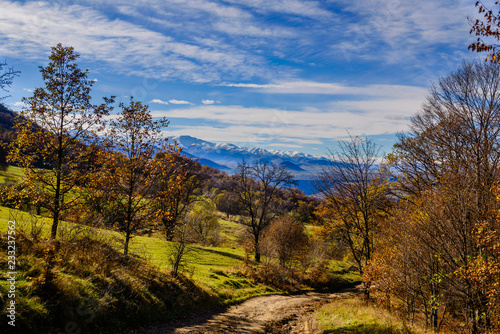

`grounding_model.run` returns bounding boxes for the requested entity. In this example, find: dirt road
[120,288,358,334]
